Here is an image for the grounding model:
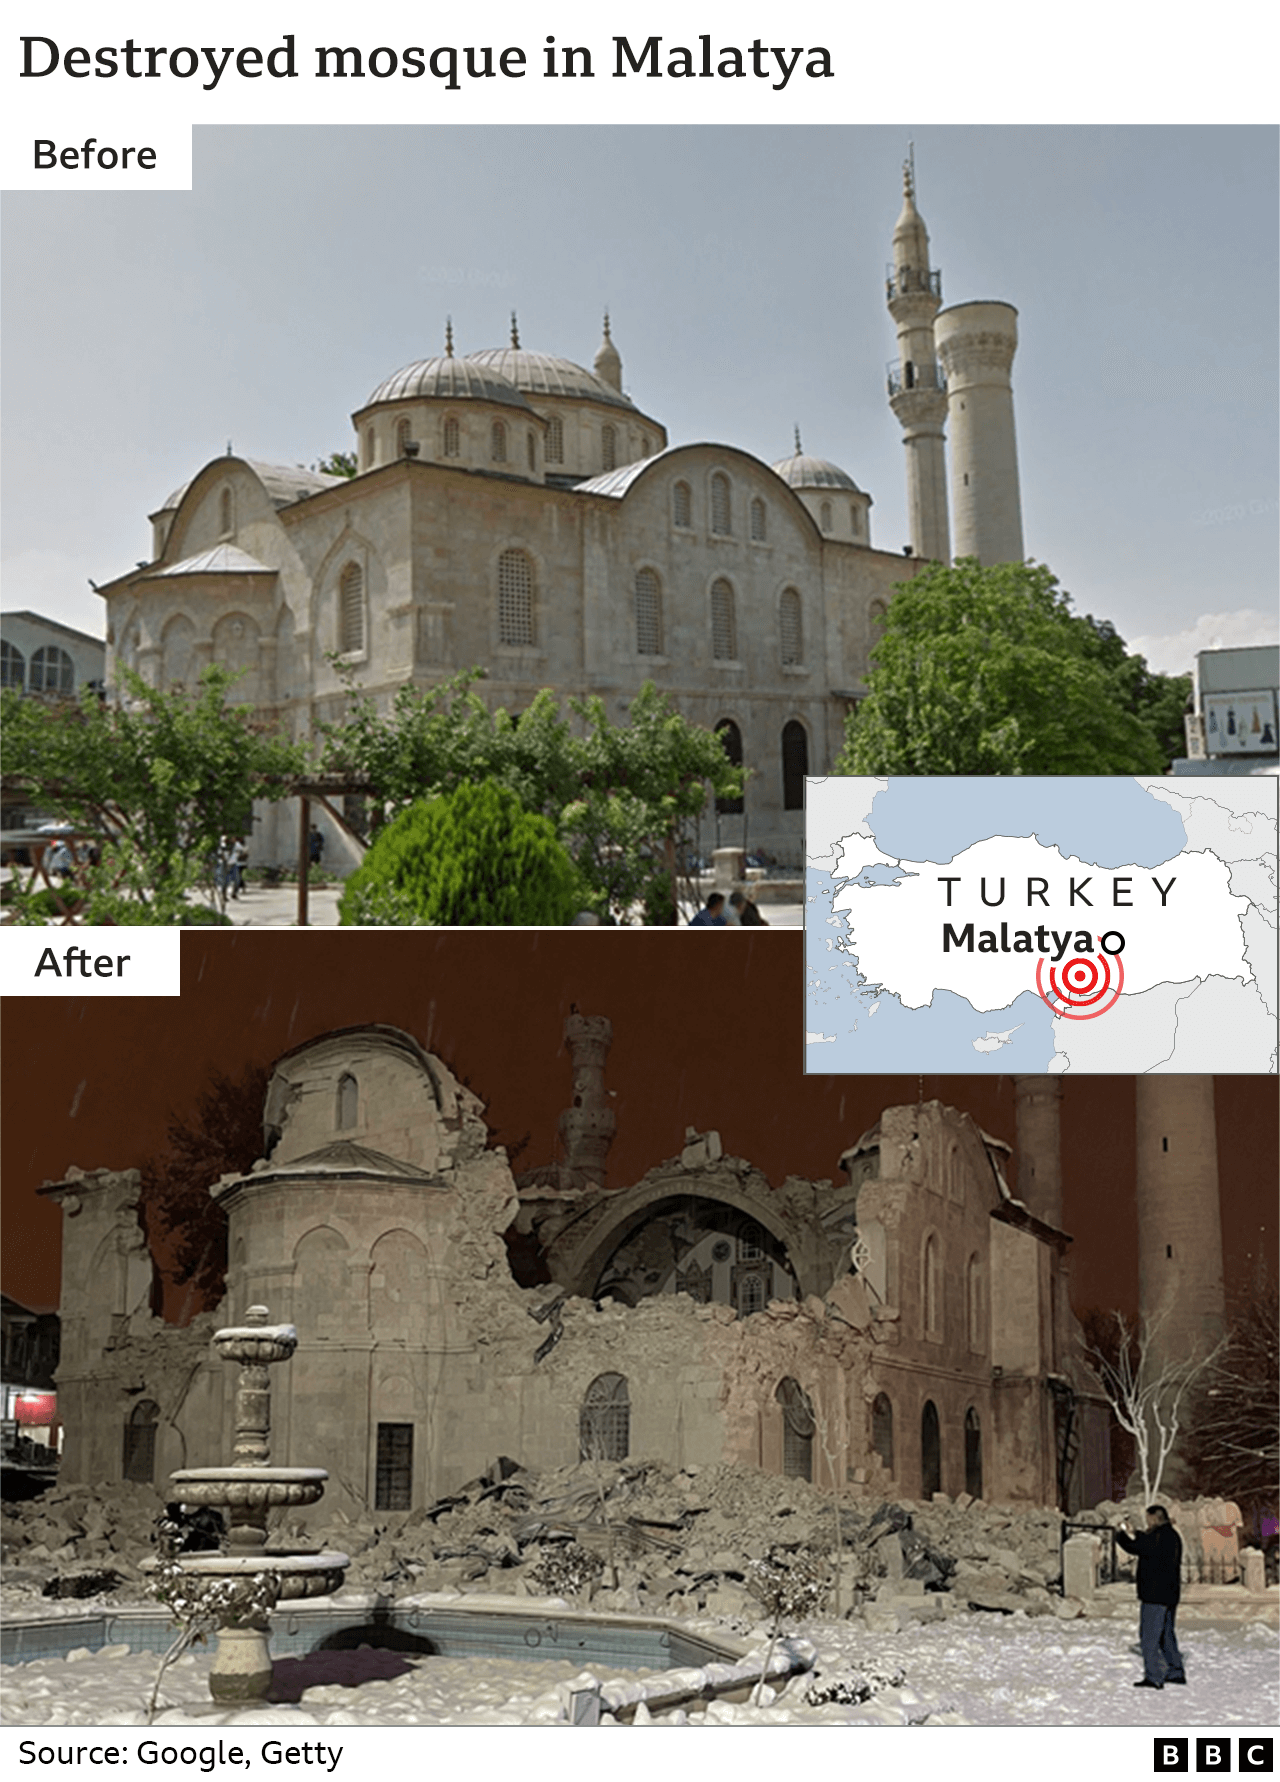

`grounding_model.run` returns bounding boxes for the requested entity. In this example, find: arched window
[869,598,888,631]
[967,1254,984,1352]
[749,497,767,542]
[497,549,534,647]
[336,1072,358,1130]
[635,568,663,656]
[710,472,732,535]
[921,1400,941,1498]
[776,1377,814,1482]
[1,640,25,691]
[219,487,234,537]
[819,500,833,534]
[30,647,75,696]
[737,1272,765,1316]
[442,415,461,458]
[965,1406,983,1499]
[395,416,413,457]
[601,424,617,472]
[640,434,650,458]
[123,1399,159,1484]
[339,563,364,655]
[872,1392,894,1475]
[922,1234,941,1339]
[491,418,507,463]
[782,719,808,811]
[710,579,736,660]
[580,1372,630,1461]
[526,430,536,472]
[672,480,692,529]
[850,503,862,538]
[779,588,803,666]
[715,719,744,815]
[364,427,376,468]
[546,414,564,464]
